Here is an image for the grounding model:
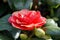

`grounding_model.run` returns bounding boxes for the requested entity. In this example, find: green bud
[46,39,52,40]
[35,28,45,38]
[20,34,28,40]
